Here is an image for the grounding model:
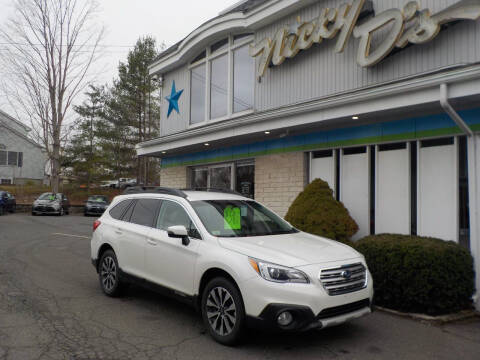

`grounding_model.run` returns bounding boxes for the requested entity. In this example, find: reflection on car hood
[218,231,361,267]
